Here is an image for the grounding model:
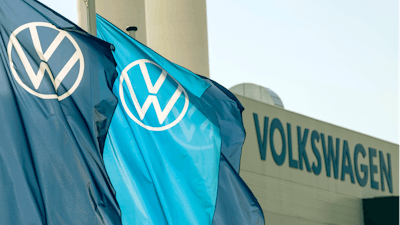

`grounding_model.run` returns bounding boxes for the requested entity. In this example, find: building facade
[231,84,399,225]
